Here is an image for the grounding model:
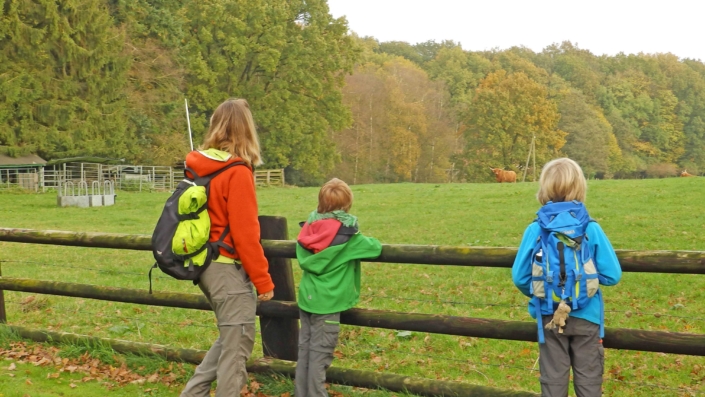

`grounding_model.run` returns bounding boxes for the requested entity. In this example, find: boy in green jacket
[295,178,382,397]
